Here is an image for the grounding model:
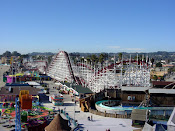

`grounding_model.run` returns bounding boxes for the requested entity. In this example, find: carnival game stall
[49,94,64,106]
[6,75,15,83]
[4,71,52,84]
[55,82,80,103]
